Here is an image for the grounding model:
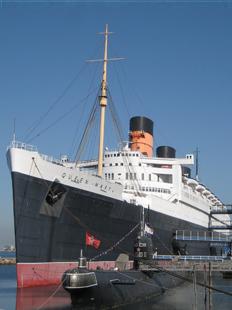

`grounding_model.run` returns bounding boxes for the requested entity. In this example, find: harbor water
[0,253,232,309]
